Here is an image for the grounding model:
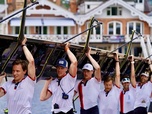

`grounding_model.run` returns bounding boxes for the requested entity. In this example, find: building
[0,0,8,34]
[1,0,152,59]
